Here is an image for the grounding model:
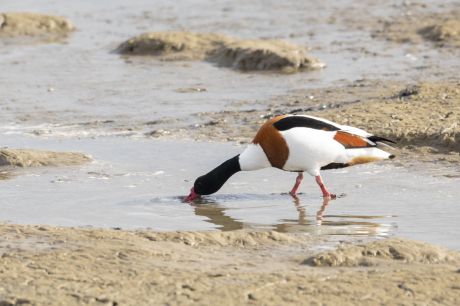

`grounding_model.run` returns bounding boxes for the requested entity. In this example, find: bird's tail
[345,147,395,166]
